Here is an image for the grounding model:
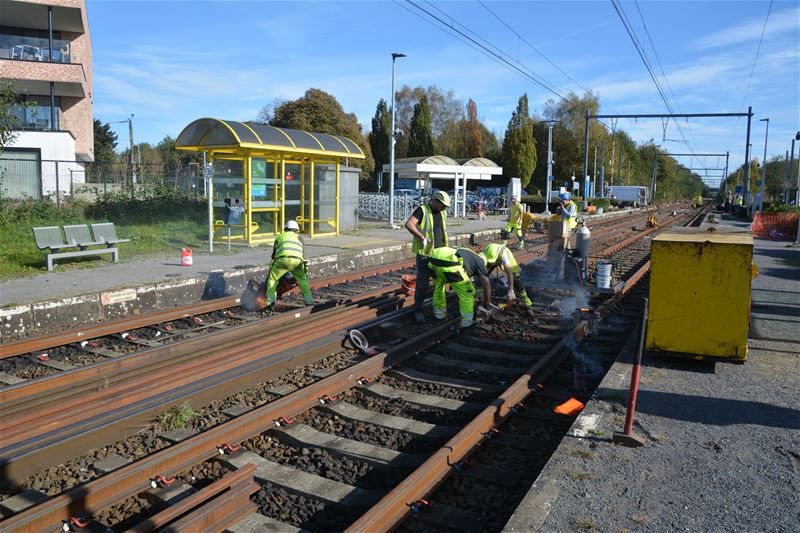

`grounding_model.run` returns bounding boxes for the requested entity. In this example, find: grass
[155,401,199,430]
[570,471,591,481]
[0,195,210,279]
[574,517,599,530]
[570,449,596,460]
